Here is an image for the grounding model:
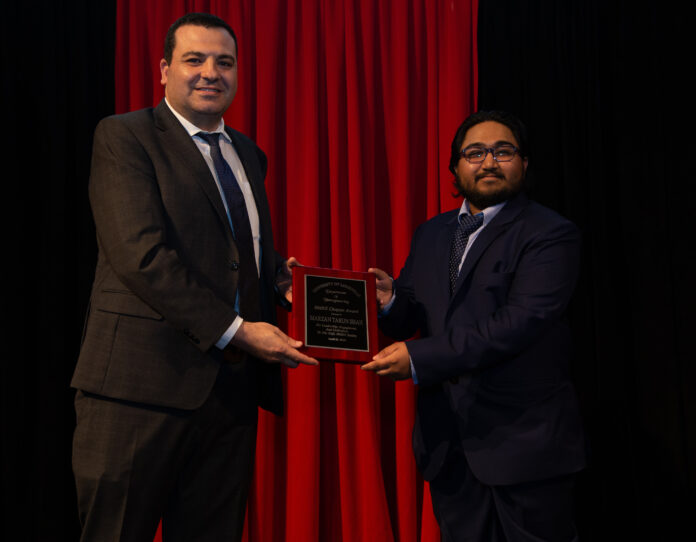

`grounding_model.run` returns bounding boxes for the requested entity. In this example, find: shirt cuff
[380,291,396,315]
[409,354,418,384]
[215,316,244,350]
